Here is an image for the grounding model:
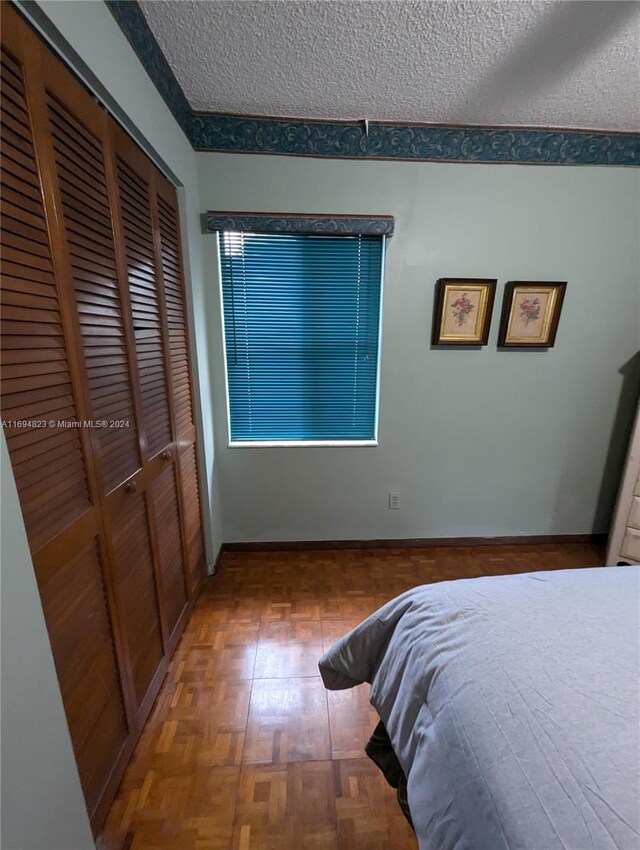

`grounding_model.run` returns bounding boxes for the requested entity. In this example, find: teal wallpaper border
[105,0,192,136]
[191,116,639,166]
[107,1,640,167]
